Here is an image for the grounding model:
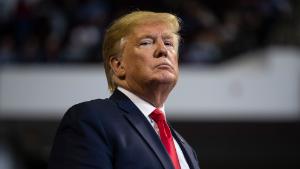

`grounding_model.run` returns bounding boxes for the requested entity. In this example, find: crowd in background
[0,1,298,169]
[0,0,294,65]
